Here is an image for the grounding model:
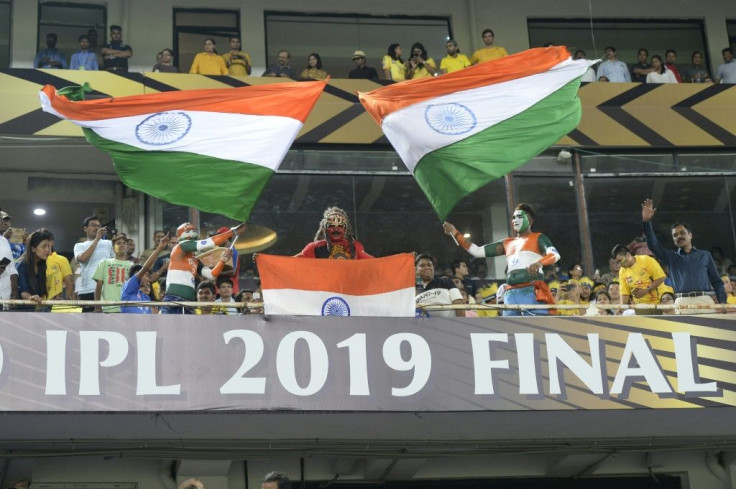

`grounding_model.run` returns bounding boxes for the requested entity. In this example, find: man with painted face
[443,203,560,316]
[162,222,246,314]
[295,207,373,259]
[642,198,726,314]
